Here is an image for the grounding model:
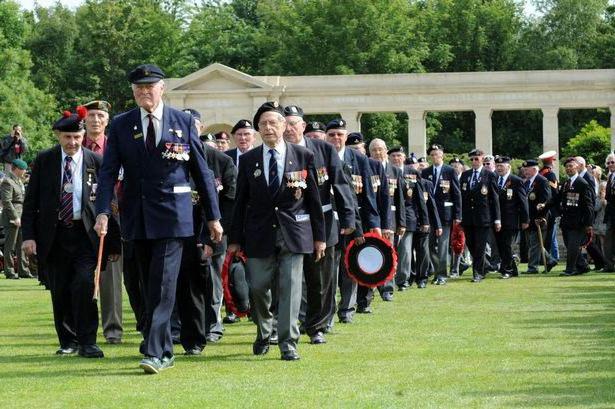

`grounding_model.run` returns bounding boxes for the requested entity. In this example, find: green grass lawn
[1,266,614,409]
